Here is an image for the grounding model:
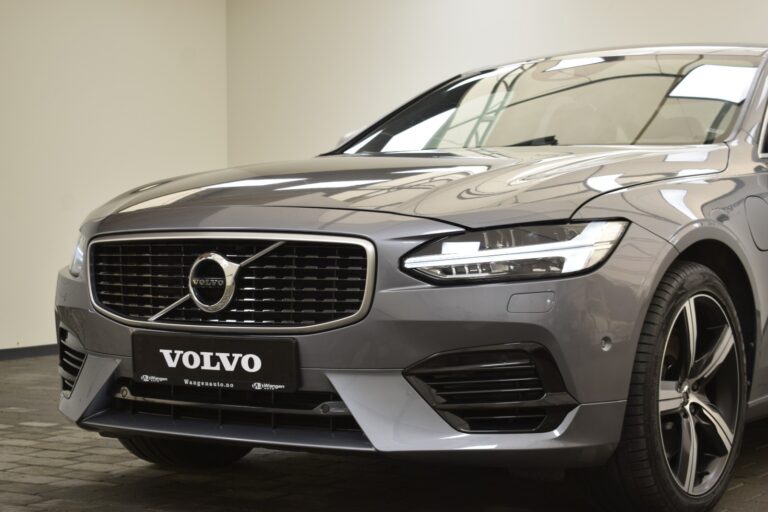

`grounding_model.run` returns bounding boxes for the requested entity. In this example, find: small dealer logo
[252,382,286,391]
[140,374,168,384]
